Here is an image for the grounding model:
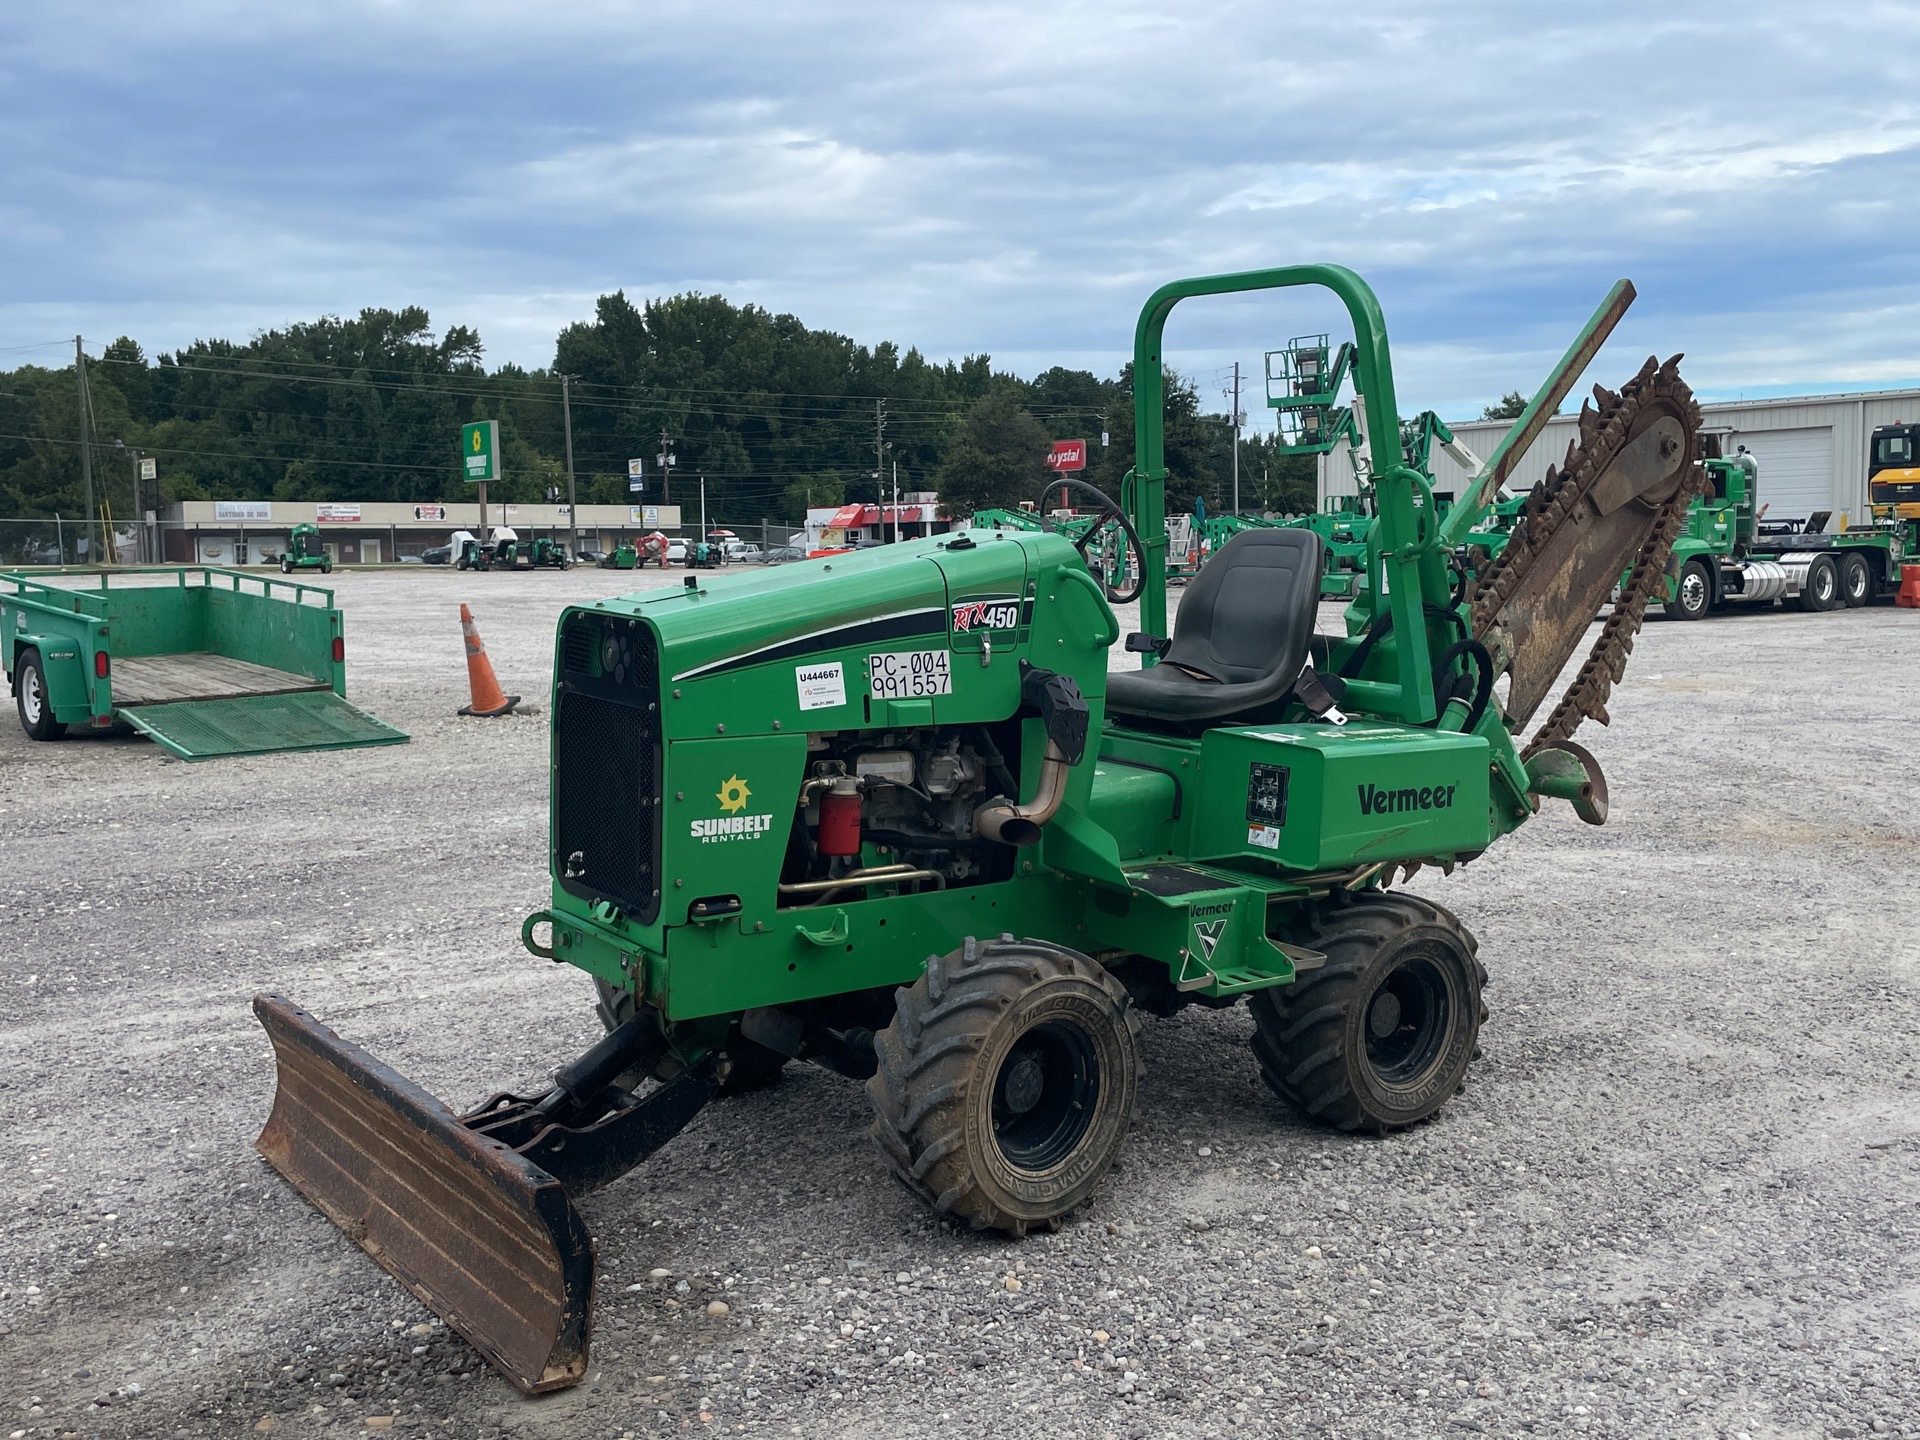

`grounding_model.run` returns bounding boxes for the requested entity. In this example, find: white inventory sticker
[795,661,847,711]
[867,649,952,700]
[1247,824,1281,851]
